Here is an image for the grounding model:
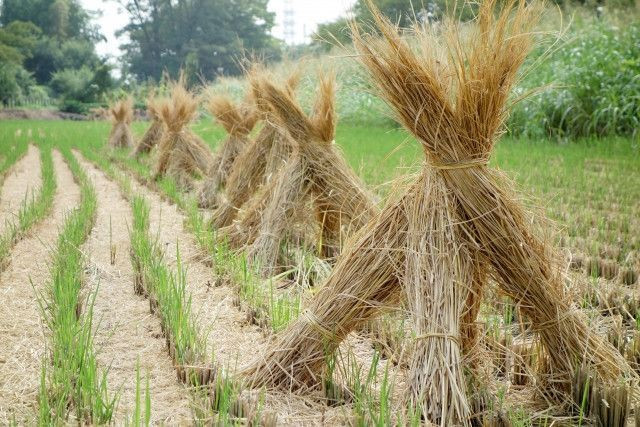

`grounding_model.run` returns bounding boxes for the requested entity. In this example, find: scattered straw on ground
[0,151,79,424]
[75,153,193,424]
